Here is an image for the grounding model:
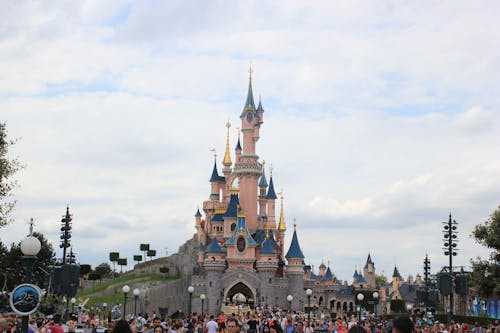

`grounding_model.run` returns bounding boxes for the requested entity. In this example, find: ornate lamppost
[122,285,130,318]
[356,293,364,322]
[133,288,140,316]
[18,235,42,333]
[103,303,108,322]
[372,292,379,316]
[187,286,194,315]
[200,294,206,315]
[71,297,76,316]
[306,289,312,321]
[287,295,293,313]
